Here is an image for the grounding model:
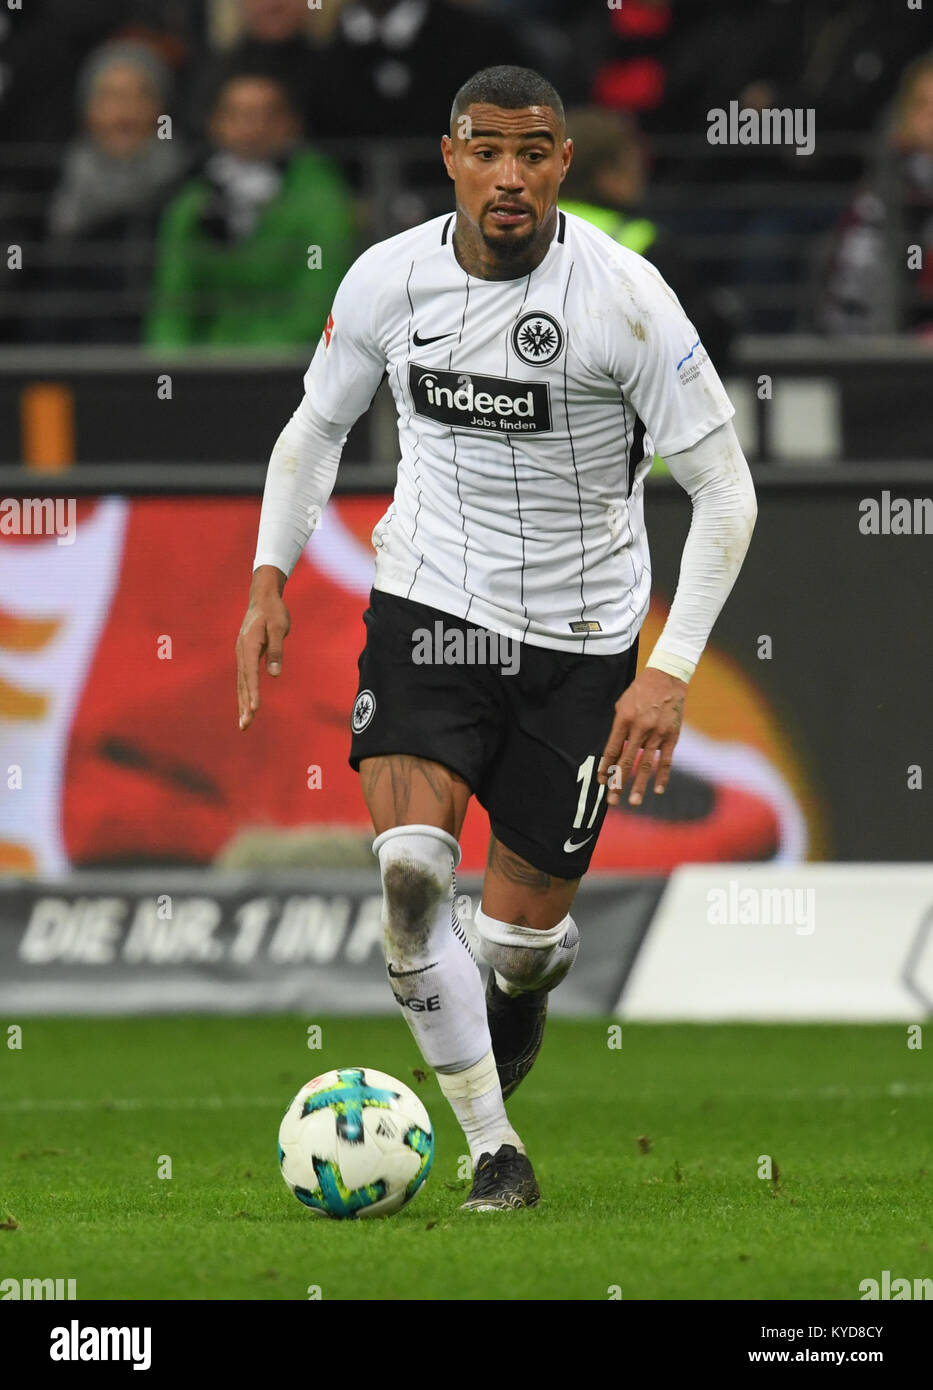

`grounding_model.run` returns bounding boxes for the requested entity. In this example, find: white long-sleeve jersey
[254,208,756,668]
